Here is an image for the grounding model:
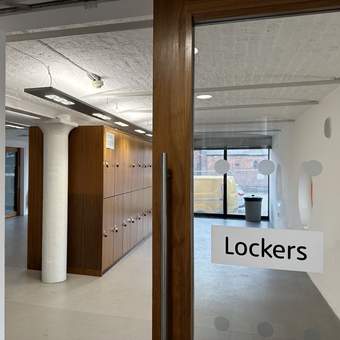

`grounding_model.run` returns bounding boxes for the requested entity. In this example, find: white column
[40,120,77,283]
